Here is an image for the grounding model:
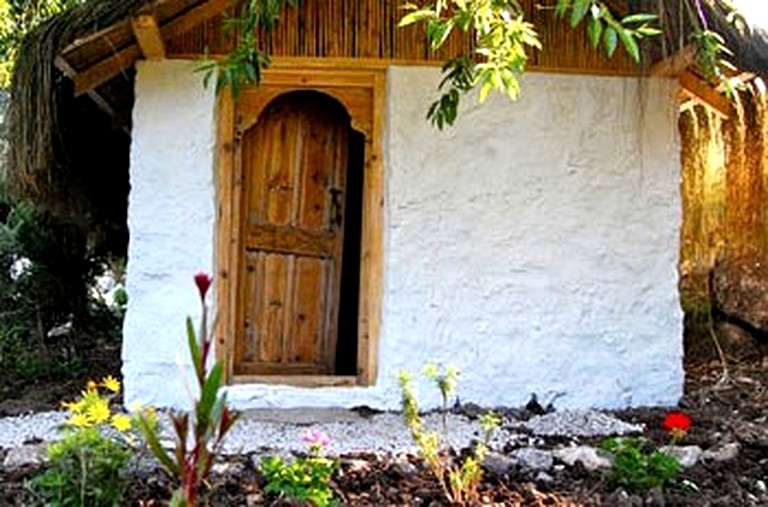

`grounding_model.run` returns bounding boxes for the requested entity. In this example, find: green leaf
[555,0,569,18]
[570,0,590,28]
[187,316,202,382]
[197,361,224,430]
[621,13,658,25]
[603,25,618,57]
[137,415,179,475]
[618,28,640,62]
[399,9,434,28]
[587,16,603,49]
